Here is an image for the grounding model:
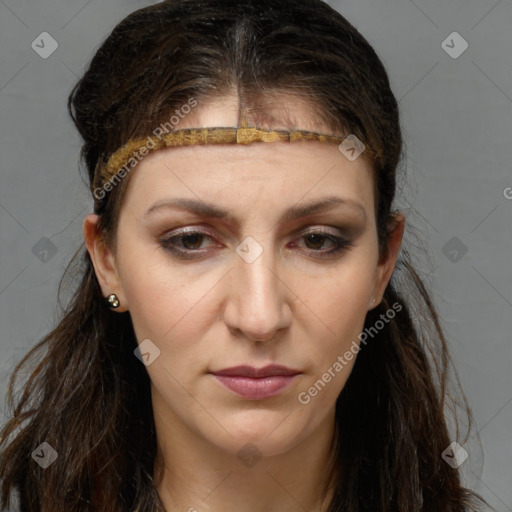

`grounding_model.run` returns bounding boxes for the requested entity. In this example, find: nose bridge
[227,234,289,340]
